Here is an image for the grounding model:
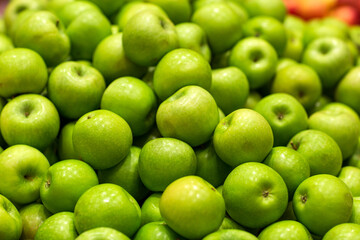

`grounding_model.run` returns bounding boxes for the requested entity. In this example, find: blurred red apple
[329,5,360,25]
[296,0,336,20]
